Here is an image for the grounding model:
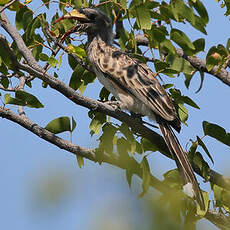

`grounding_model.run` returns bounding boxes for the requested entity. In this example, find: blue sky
[0,1,230,229]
